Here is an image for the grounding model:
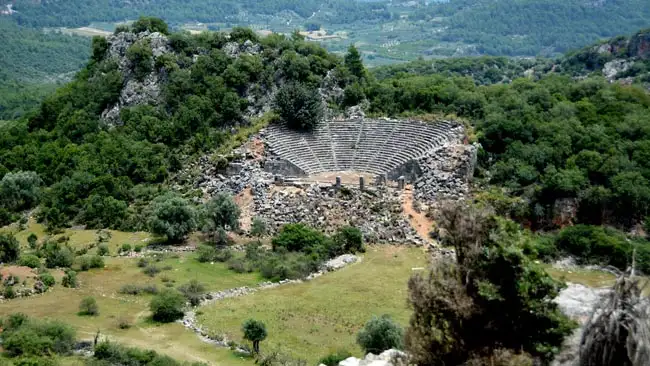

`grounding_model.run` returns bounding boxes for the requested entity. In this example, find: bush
[134,245,143,253]
[137,258,149,268]
[143,265,161,277]
[42,241,73,268]
[1,315,76,357]
[319,350,353,366]
[131,16,169,35]
[227,258,250,273]
[78,297,99,316]
[119,284,141,295]
[149,290,186,322]
[61,270,77,288]
[271,223,328,254]
[97,244,109,256]
[0,232,20,263]
[27,233,38,250]
[334,226,365,255]
[177,279,206,306]
[555,225,632,270]
[116,317,132,329]
[93,341,188,365]
[38,272,55,287]
[357,315,404,354]
[196,245,233,263]
[120,243,132,253]
[18,254,41,269]
[274,82,324,130]
[4,285,16,299]
[89,255,105,269]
